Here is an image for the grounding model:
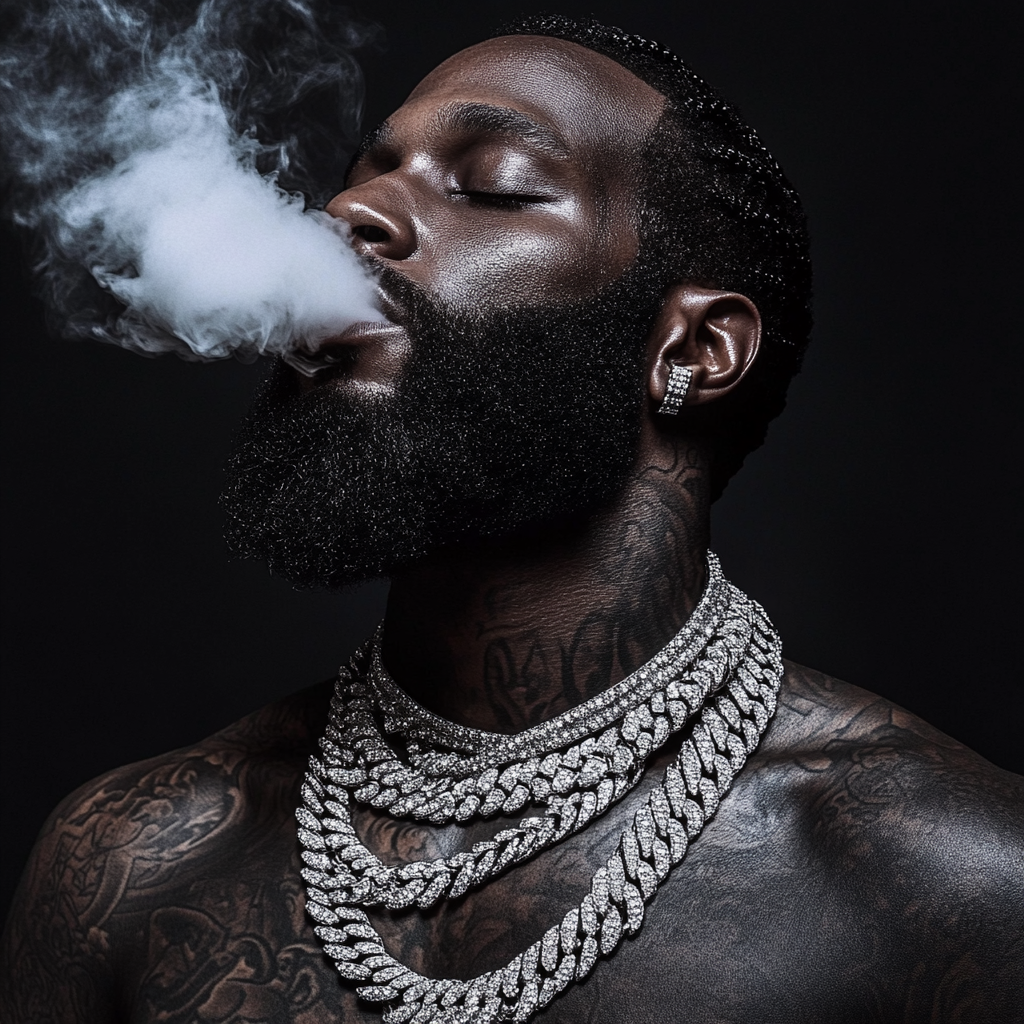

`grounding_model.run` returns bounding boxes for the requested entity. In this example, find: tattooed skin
[3,666,1023,1024]
[4,435,1024,1023]
[3,442,1024,1022]
[381,443,710,737]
